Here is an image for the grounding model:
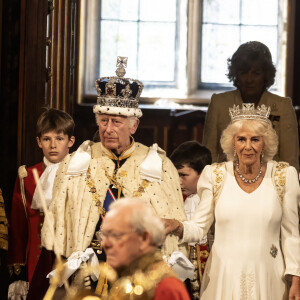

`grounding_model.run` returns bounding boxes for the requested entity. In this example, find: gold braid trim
[86,167,106,215]
[273,162,289,205]
[95,251,176,300]
[0,189,8,250]
[212,163,225,205]
[8,263,26,277]
[109,262,176,300]
[105,171,123,200]
[0,238,8,251]
[18,165,28,219]
[132,180,150,197]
